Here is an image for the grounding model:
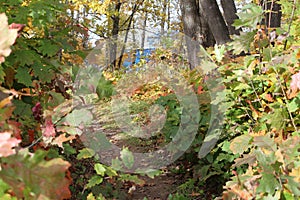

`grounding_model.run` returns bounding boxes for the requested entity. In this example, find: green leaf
[214,44,226,63]
[255,149,277,171]
[119,174,145,186]
[233,4,263,29]
[284,176,300,197]
[220,141,231,153]
[257,173,281,196]
[77,148,95,159]
[86,175,103,189]
[216,153,235,162]
[32,63,54,83]
[230,134,252,154]
[0,66,5,83]
[14,50,36,67]
[47,91,65,108]
[287,97,300,113]
[12,99,32,117]
[104,167,118,178]
[120,147,134,169]
[38,40,60,57]
[263,48,272,61]
[15,67,32,86]
[94,163,106,176]
[64,109,93,126]
[233,83,251,91]
[0,178,11,197]
[200,60,218,74]
[229,31,256,55]
[268,107,288,131]
[111,158,122,171]
[282,191,294,200]
[62,143,77,155]
[135,169,162,179]
[253,135,277,152]
[0,151,71,199]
